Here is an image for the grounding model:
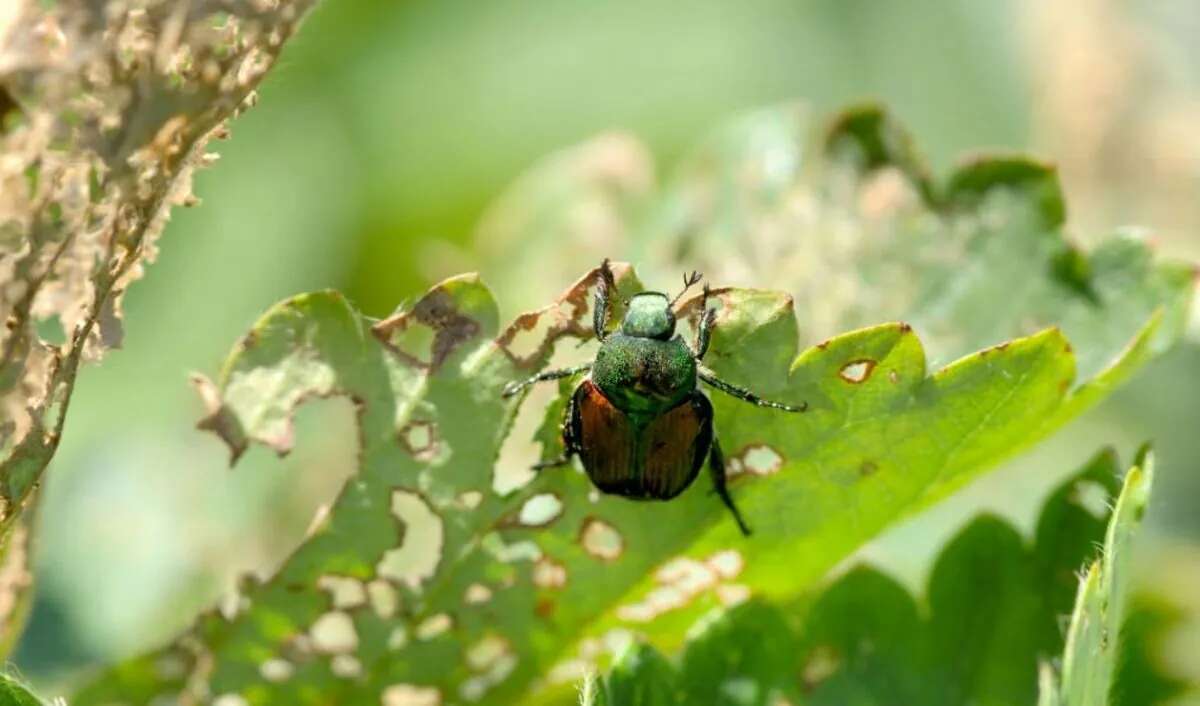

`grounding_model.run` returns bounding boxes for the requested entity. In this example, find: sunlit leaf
[73,105,1192,705]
